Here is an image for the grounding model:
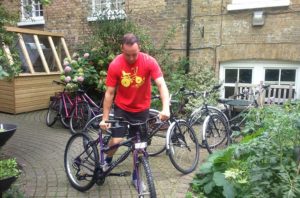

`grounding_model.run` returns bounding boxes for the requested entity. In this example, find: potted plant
[0,158,20,193]
[0,123,20,194]
[0,123,17,147]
